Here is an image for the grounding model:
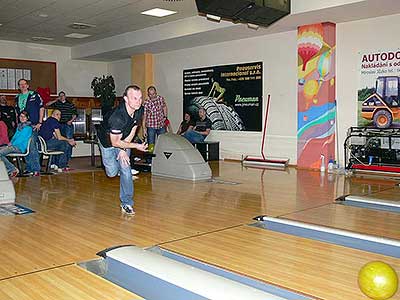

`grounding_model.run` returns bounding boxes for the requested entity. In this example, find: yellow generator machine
[361,76,400,128]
